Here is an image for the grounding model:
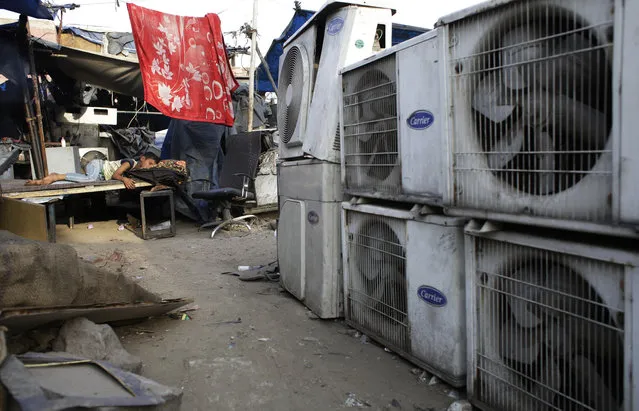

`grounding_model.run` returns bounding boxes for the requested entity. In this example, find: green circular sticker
[355,39,364,49]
